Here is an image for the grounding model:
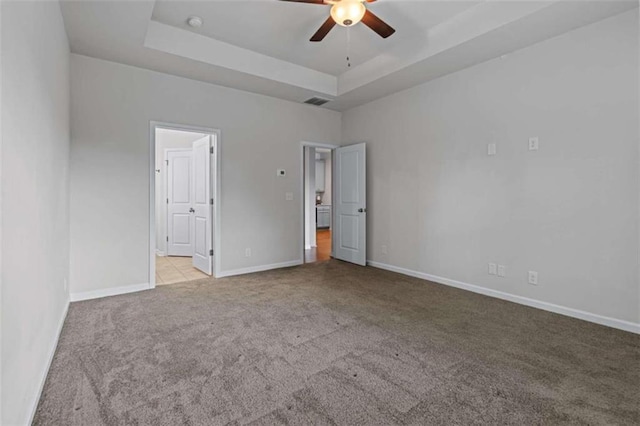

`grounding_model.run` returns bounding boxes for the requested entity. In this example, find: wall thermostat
[277,169,286,177]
